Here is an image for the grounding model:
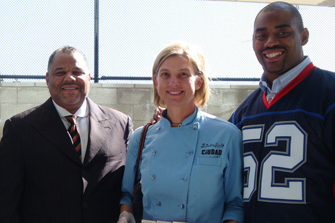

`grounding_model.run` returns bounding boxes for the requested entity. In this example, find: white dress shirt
[259,56,312,102]
[52,100,89,163]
